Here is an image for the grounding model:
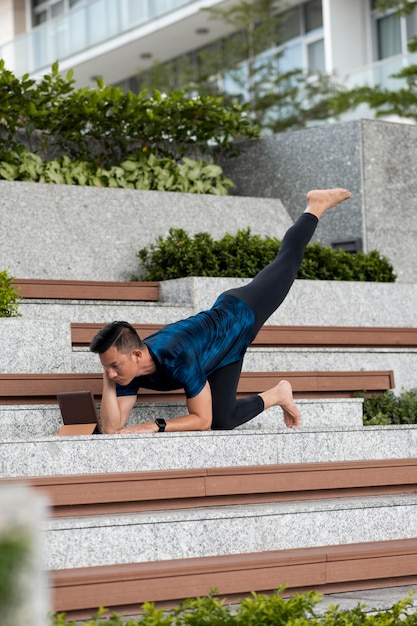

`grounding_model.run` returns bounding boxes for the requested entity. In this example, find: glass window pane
[278,8,301,43]
[68,5,86,53]
[304,0,323,33]
[377,13,401,59]
[33,10,47,25]
[278,42,302,72]
[406,7,417,42]
[51,1,65,18]
[128,0,150,24]
[307,38,325,73]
